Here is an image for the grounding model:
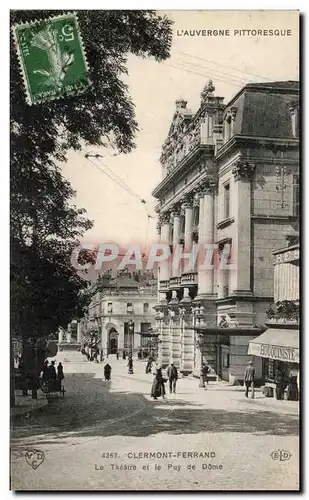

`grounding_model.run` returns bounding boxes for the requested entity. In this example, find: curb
[11,398,49,418]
